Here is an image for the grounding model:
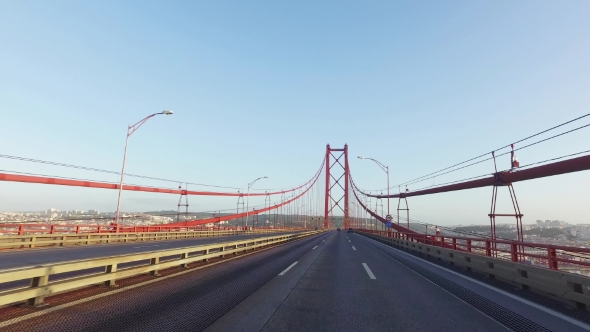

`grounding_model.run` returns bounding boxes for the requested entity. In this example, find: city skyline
[0,207,581,226]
